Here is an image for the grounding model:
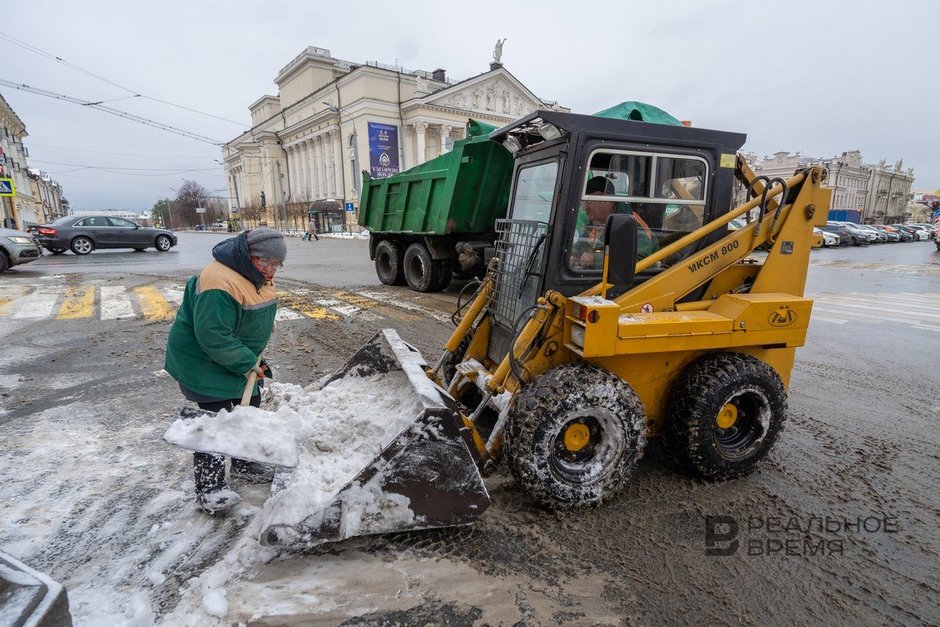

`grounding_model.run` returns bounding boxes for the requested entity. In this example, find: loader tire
[506,363,646,508]
[375,240,405,286]
[667,352,786,481]
[404,243,439,292]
